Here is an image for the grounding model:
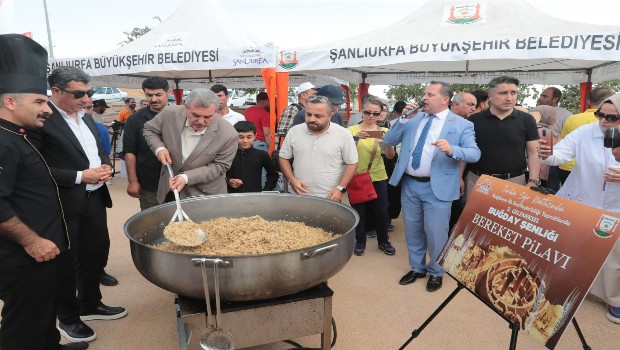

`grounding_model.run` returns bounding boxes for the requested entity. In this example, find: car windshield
[92,87,106,93]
